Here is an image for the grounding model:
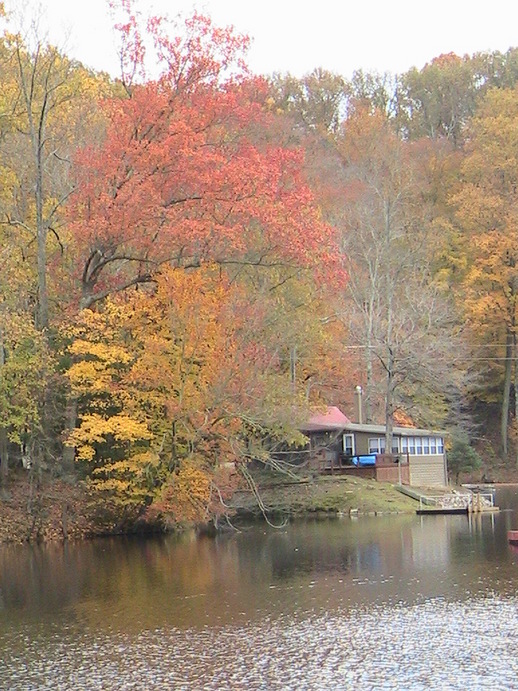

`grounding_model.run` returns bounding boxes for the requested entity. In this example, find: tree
[337,104,464,443]
[64,265,315,526]
[447,435,482,484]
[0,309,49,486]
[397,53,479,146]
[451,86,518,458]
[0,29,78,329]
[268,68,348,135]
[66,10,340,310]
